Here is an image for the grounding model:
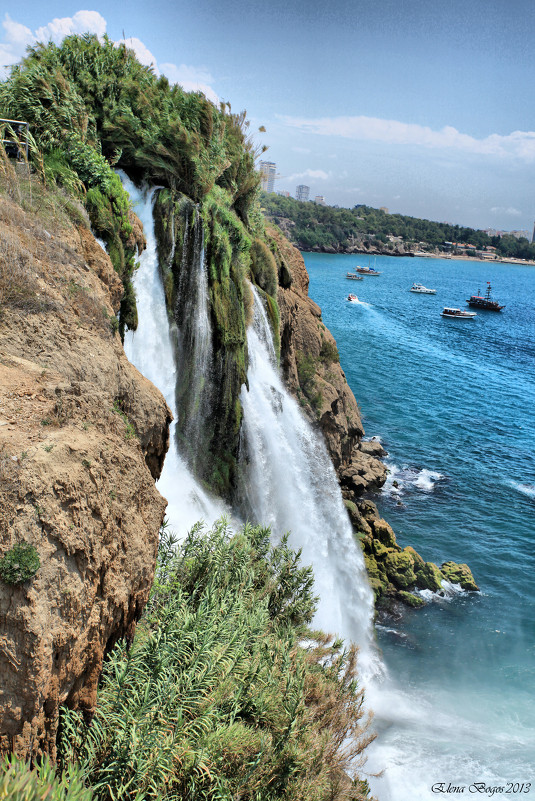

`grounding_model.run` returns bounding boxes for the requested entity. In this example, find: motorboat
[410,283,436,294]
[441,307,477,318]
[347,294,359,302]
[346,272,364,280]
[466,282,504,311]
